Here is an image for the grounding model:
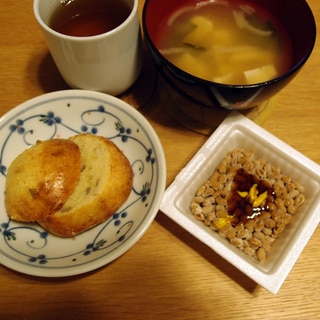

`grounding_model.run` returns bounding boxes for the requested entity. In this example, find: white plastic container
[160,112,320,294]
